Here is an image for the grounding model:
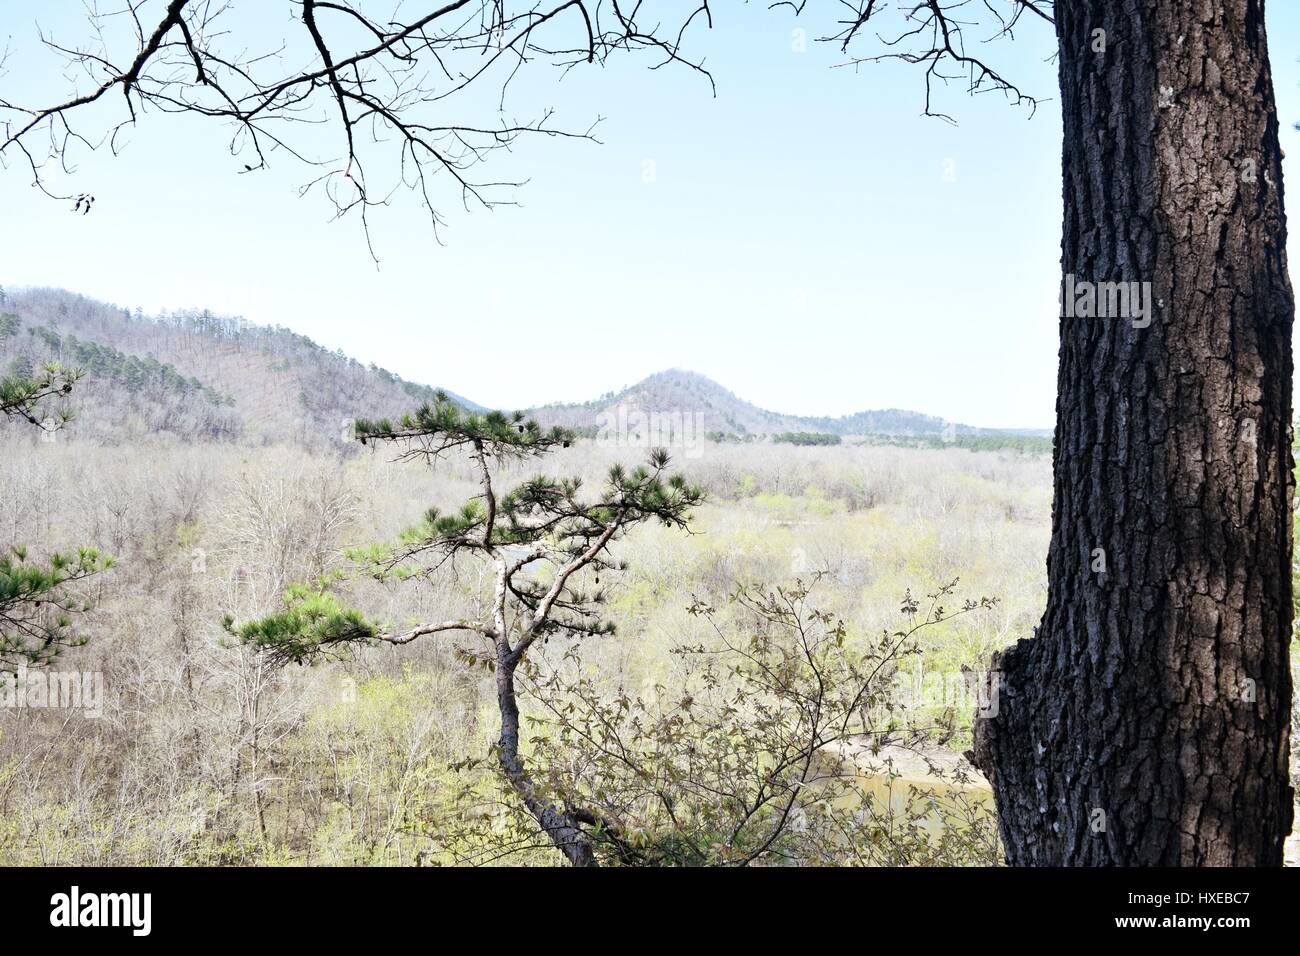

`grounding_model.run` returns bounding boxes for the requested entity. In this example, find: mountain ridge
[524,368,1048,439]
[0,287,1049,445]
